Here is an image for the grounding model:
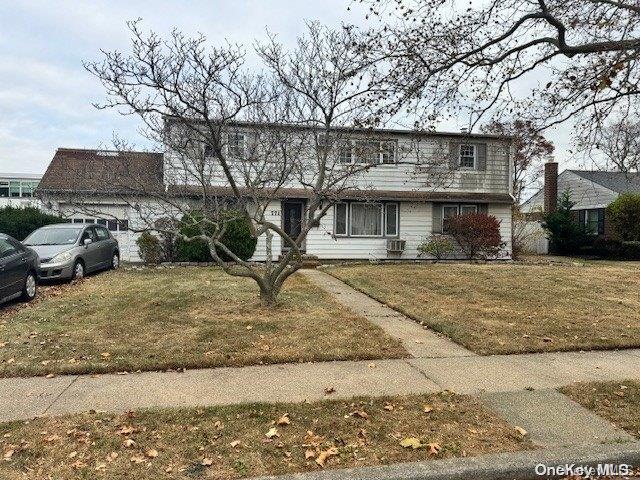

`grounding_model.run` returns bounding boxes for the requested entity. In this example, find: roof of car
[40,223,85,229]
